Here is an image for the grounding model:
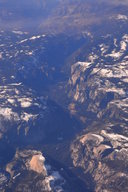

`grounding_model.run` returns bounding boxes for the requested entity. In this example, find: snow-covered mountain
[0,1,128,191]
